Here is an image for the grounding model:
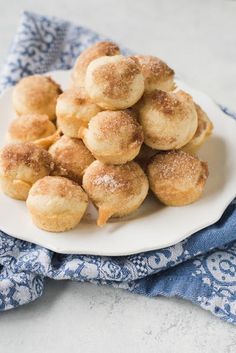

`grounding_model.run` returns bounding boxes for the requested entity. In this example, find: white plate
[0,71,236,256]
